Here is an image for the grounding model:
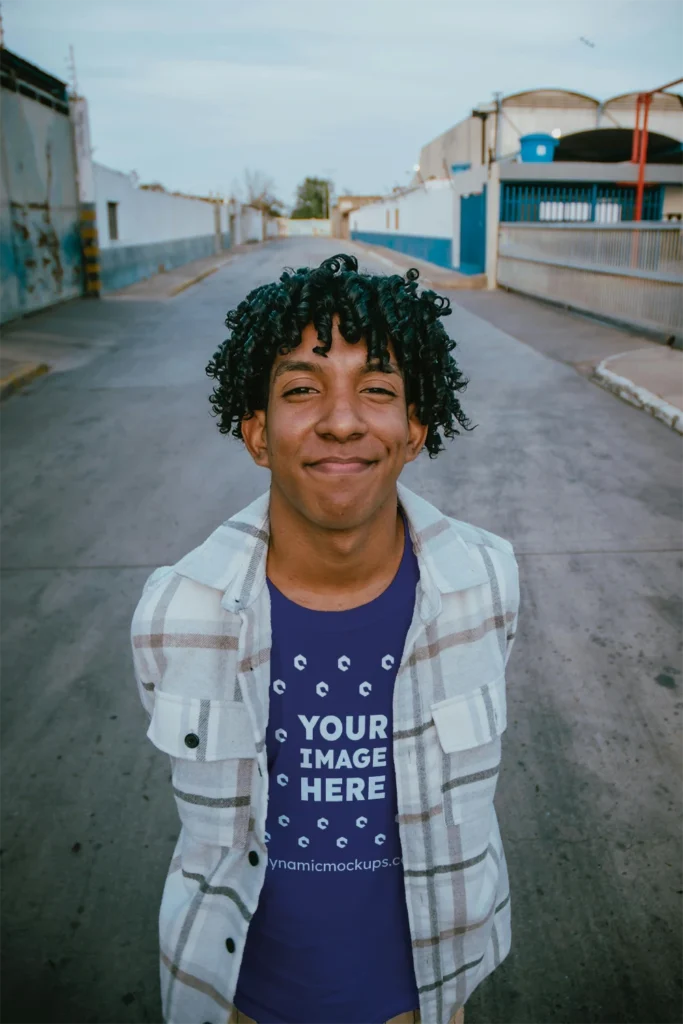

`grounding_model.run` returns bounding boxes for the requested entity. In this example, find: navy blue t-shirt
[235,515,420,1024]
